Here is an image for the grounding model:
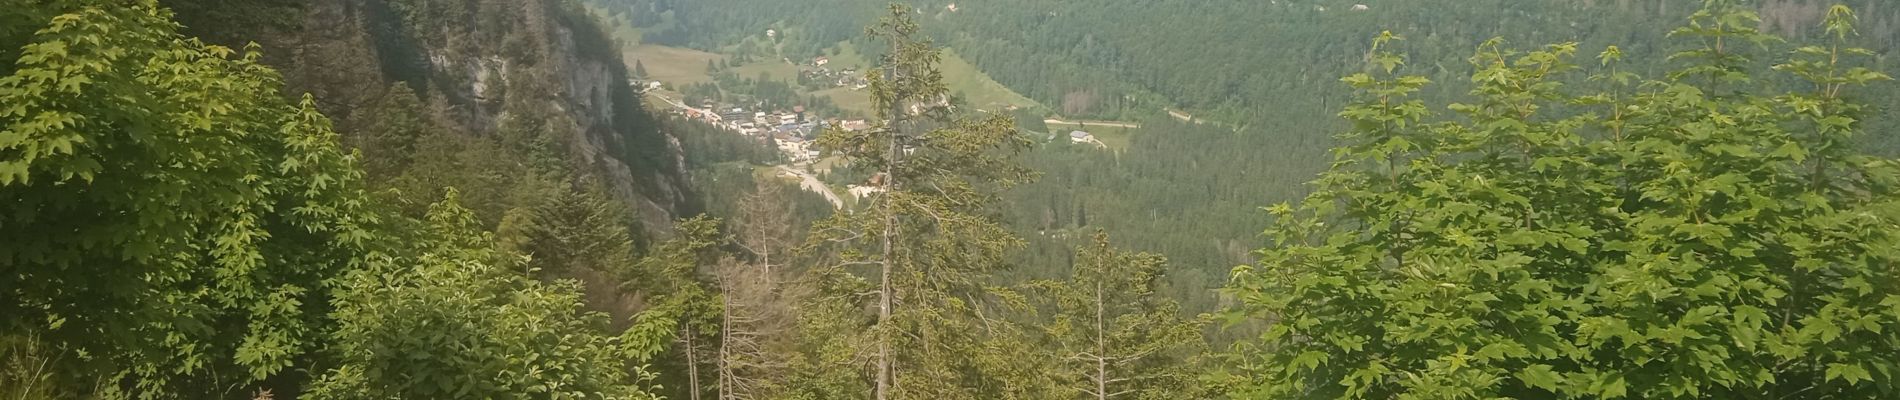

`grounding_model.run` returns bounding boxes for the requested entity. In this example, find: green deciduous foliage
[0,1,376,396]
[1,1,676,398]
[1222,4,1900,399]
[310,191,657,400]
